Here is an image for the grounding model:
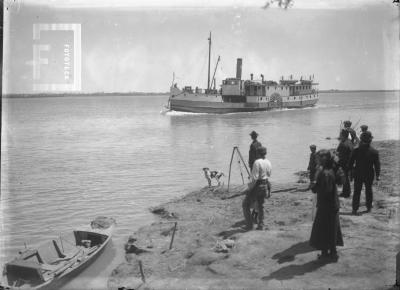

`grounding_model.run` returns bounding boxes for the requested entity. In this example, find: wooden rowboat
[0,217,115,290]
